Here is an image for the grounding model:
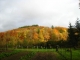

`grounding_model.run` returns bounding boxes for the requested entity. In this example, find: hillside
[0,25,68,48]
